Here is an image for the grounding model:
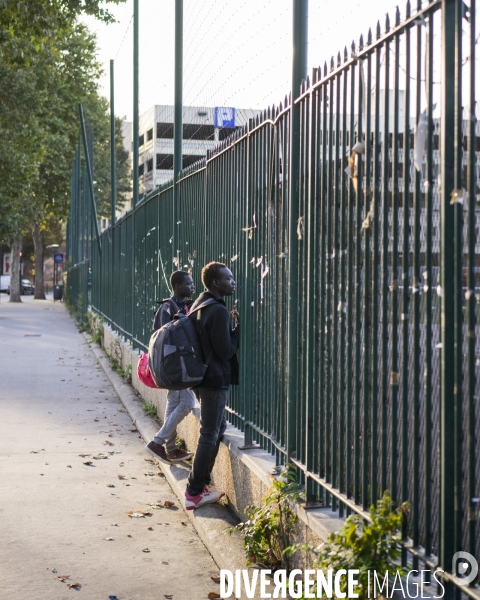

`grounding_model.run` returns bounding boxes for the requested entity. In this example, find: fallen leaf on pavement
[164,595,172,599]
[211,576,221,583]
[78,454,90,458]
[93,453,109,460]
[148,527,153,531]
[104,440,114,446]
[83,461,94,466]
[127,509,152,518]
[67,465,72,468]
[57,575,70,582]
[181,522,187,526]
[93,418,99,422]
[164,501,175,507]
[117,474,126,480]
[144,458,154,464]
[208,593,221,599]
[142,548,150,553]
[162,561,169,565]
[67,582,81,589]
[99,389,104,392]
[30,451,38,454]
[104,537,114,541]
[129,428,138,432]
[107,484,115,488]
